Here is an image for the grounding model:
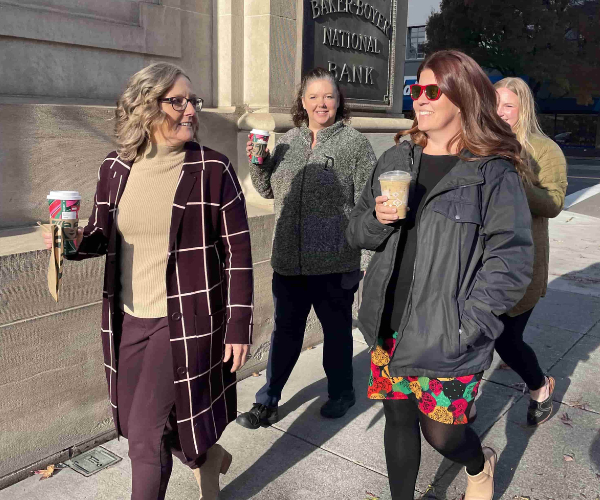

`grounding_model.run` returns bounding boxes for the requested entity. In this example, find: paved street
[2,209,600,500]
[565,157,600,219]
[566,158,600,196]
